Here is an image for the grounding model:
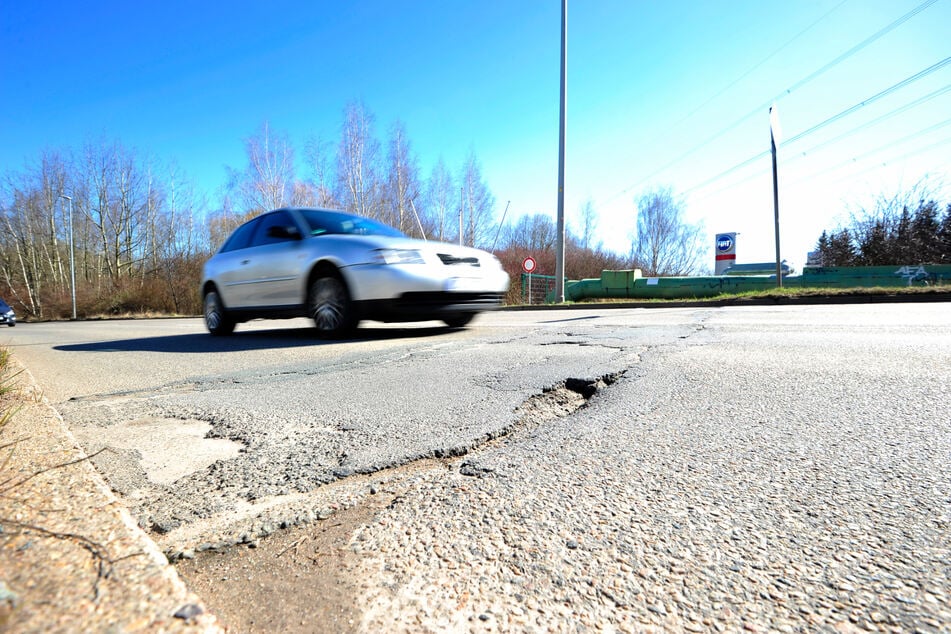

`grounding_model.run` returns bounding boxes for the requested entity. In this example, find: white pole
[60,194,77,319]
[554,0,567,303]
